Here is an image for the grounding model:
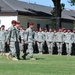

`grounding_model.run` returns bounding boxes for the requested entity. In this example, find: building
[0,0,75,29]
